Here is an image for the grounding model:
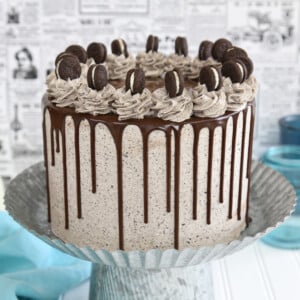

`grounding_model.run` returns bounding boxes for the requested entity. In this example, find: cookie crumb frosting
[46,37,258,122]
